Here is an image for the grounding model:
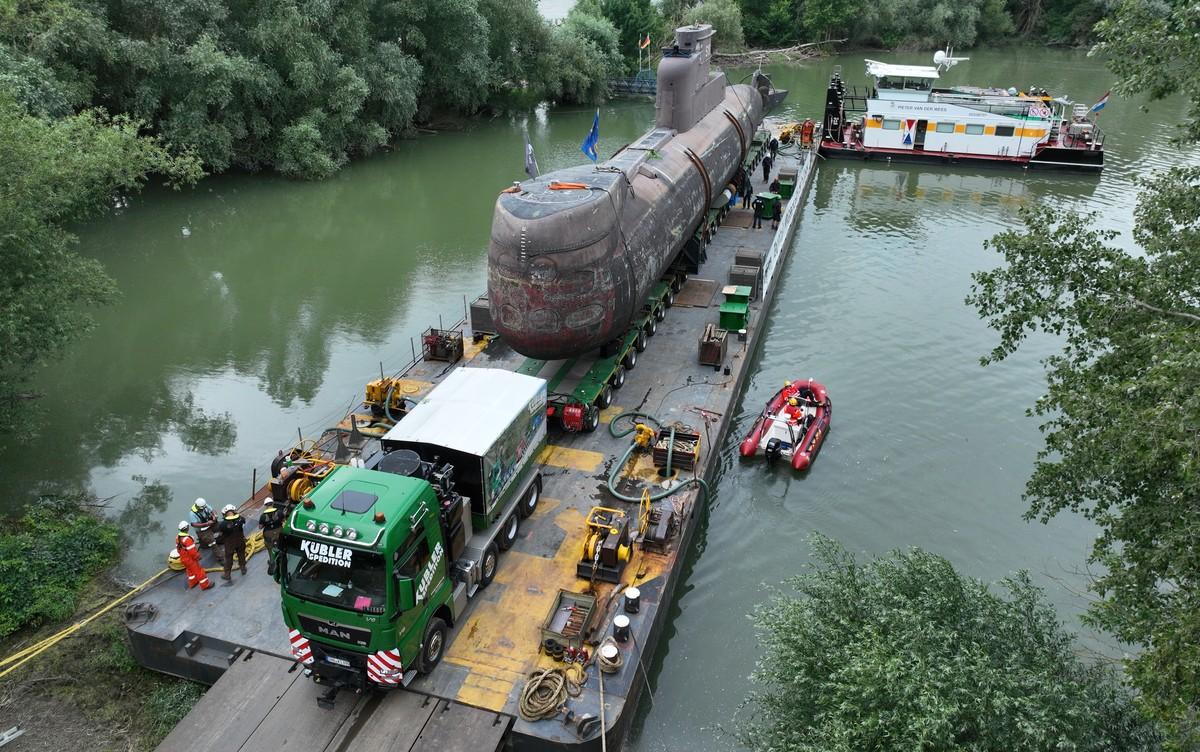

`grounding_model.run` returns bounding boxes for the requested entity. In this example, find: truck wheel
[609,367,625,389]
[595,385,613,409]
[645,317,657,337]
[654,304,666,322]
[622,348,637,370]
[497,513,519,551]
[665,289,675,307]
[518,478,541,519]
[634,330,647,353]
[584,406,599,433]
[419,617,448,674]
[480,543,499,587]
